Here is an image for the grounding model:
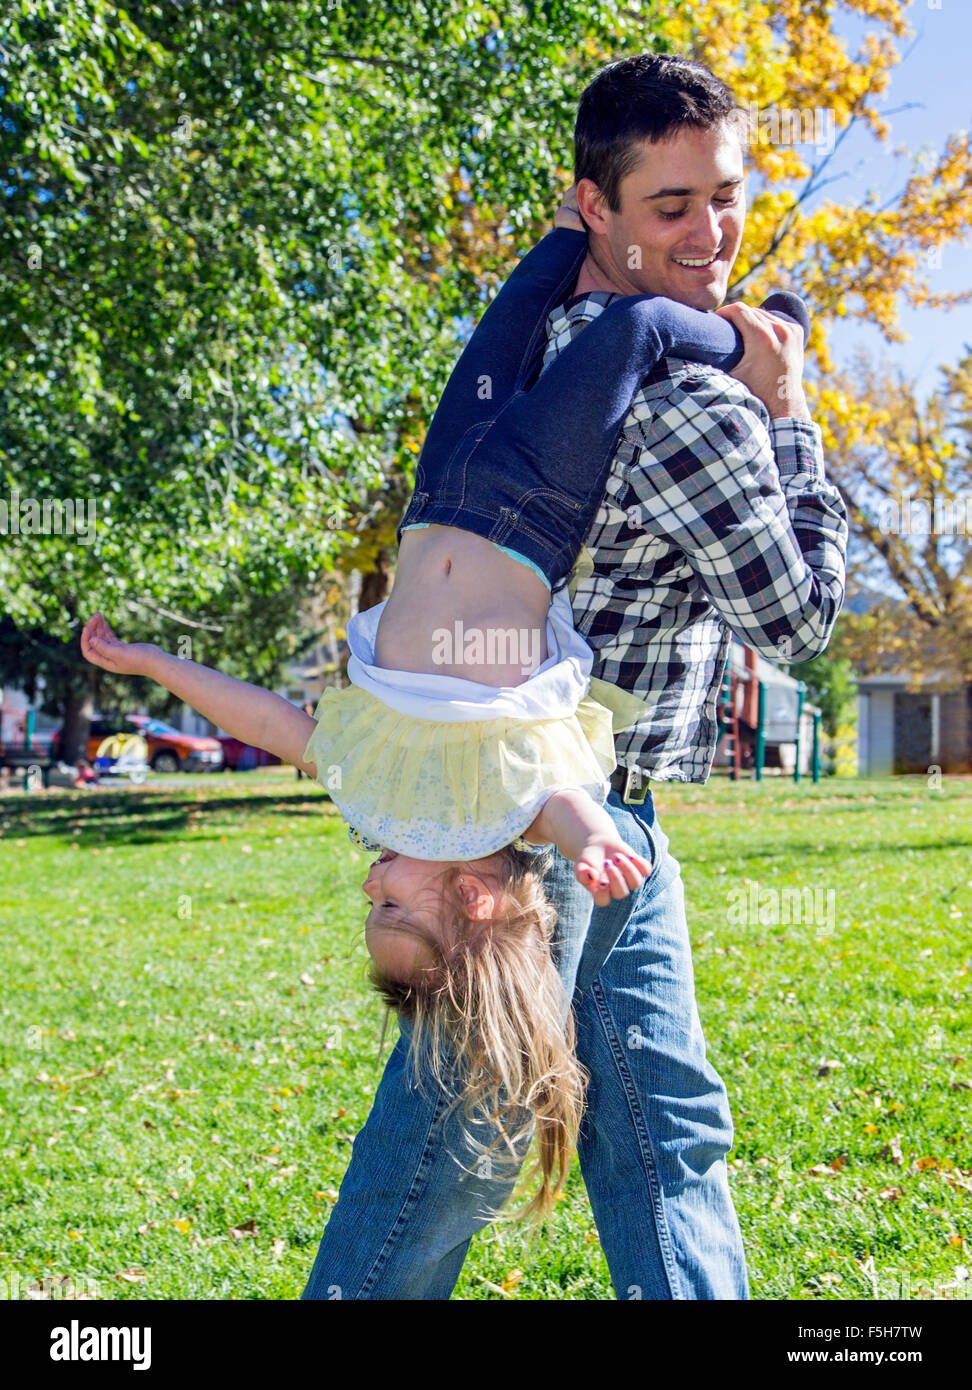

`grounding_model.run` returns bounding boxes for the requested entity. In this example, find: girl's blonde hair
[366,845,589,1228]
